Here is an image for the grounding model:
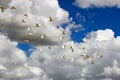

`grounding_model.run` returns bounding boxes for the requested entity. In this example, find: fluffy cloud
[0,33,51,80]
[29,29,120,80]
[0,0,69,45]
[102,60,120,78]
[74,0,120,8]
[0,27,120,80]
